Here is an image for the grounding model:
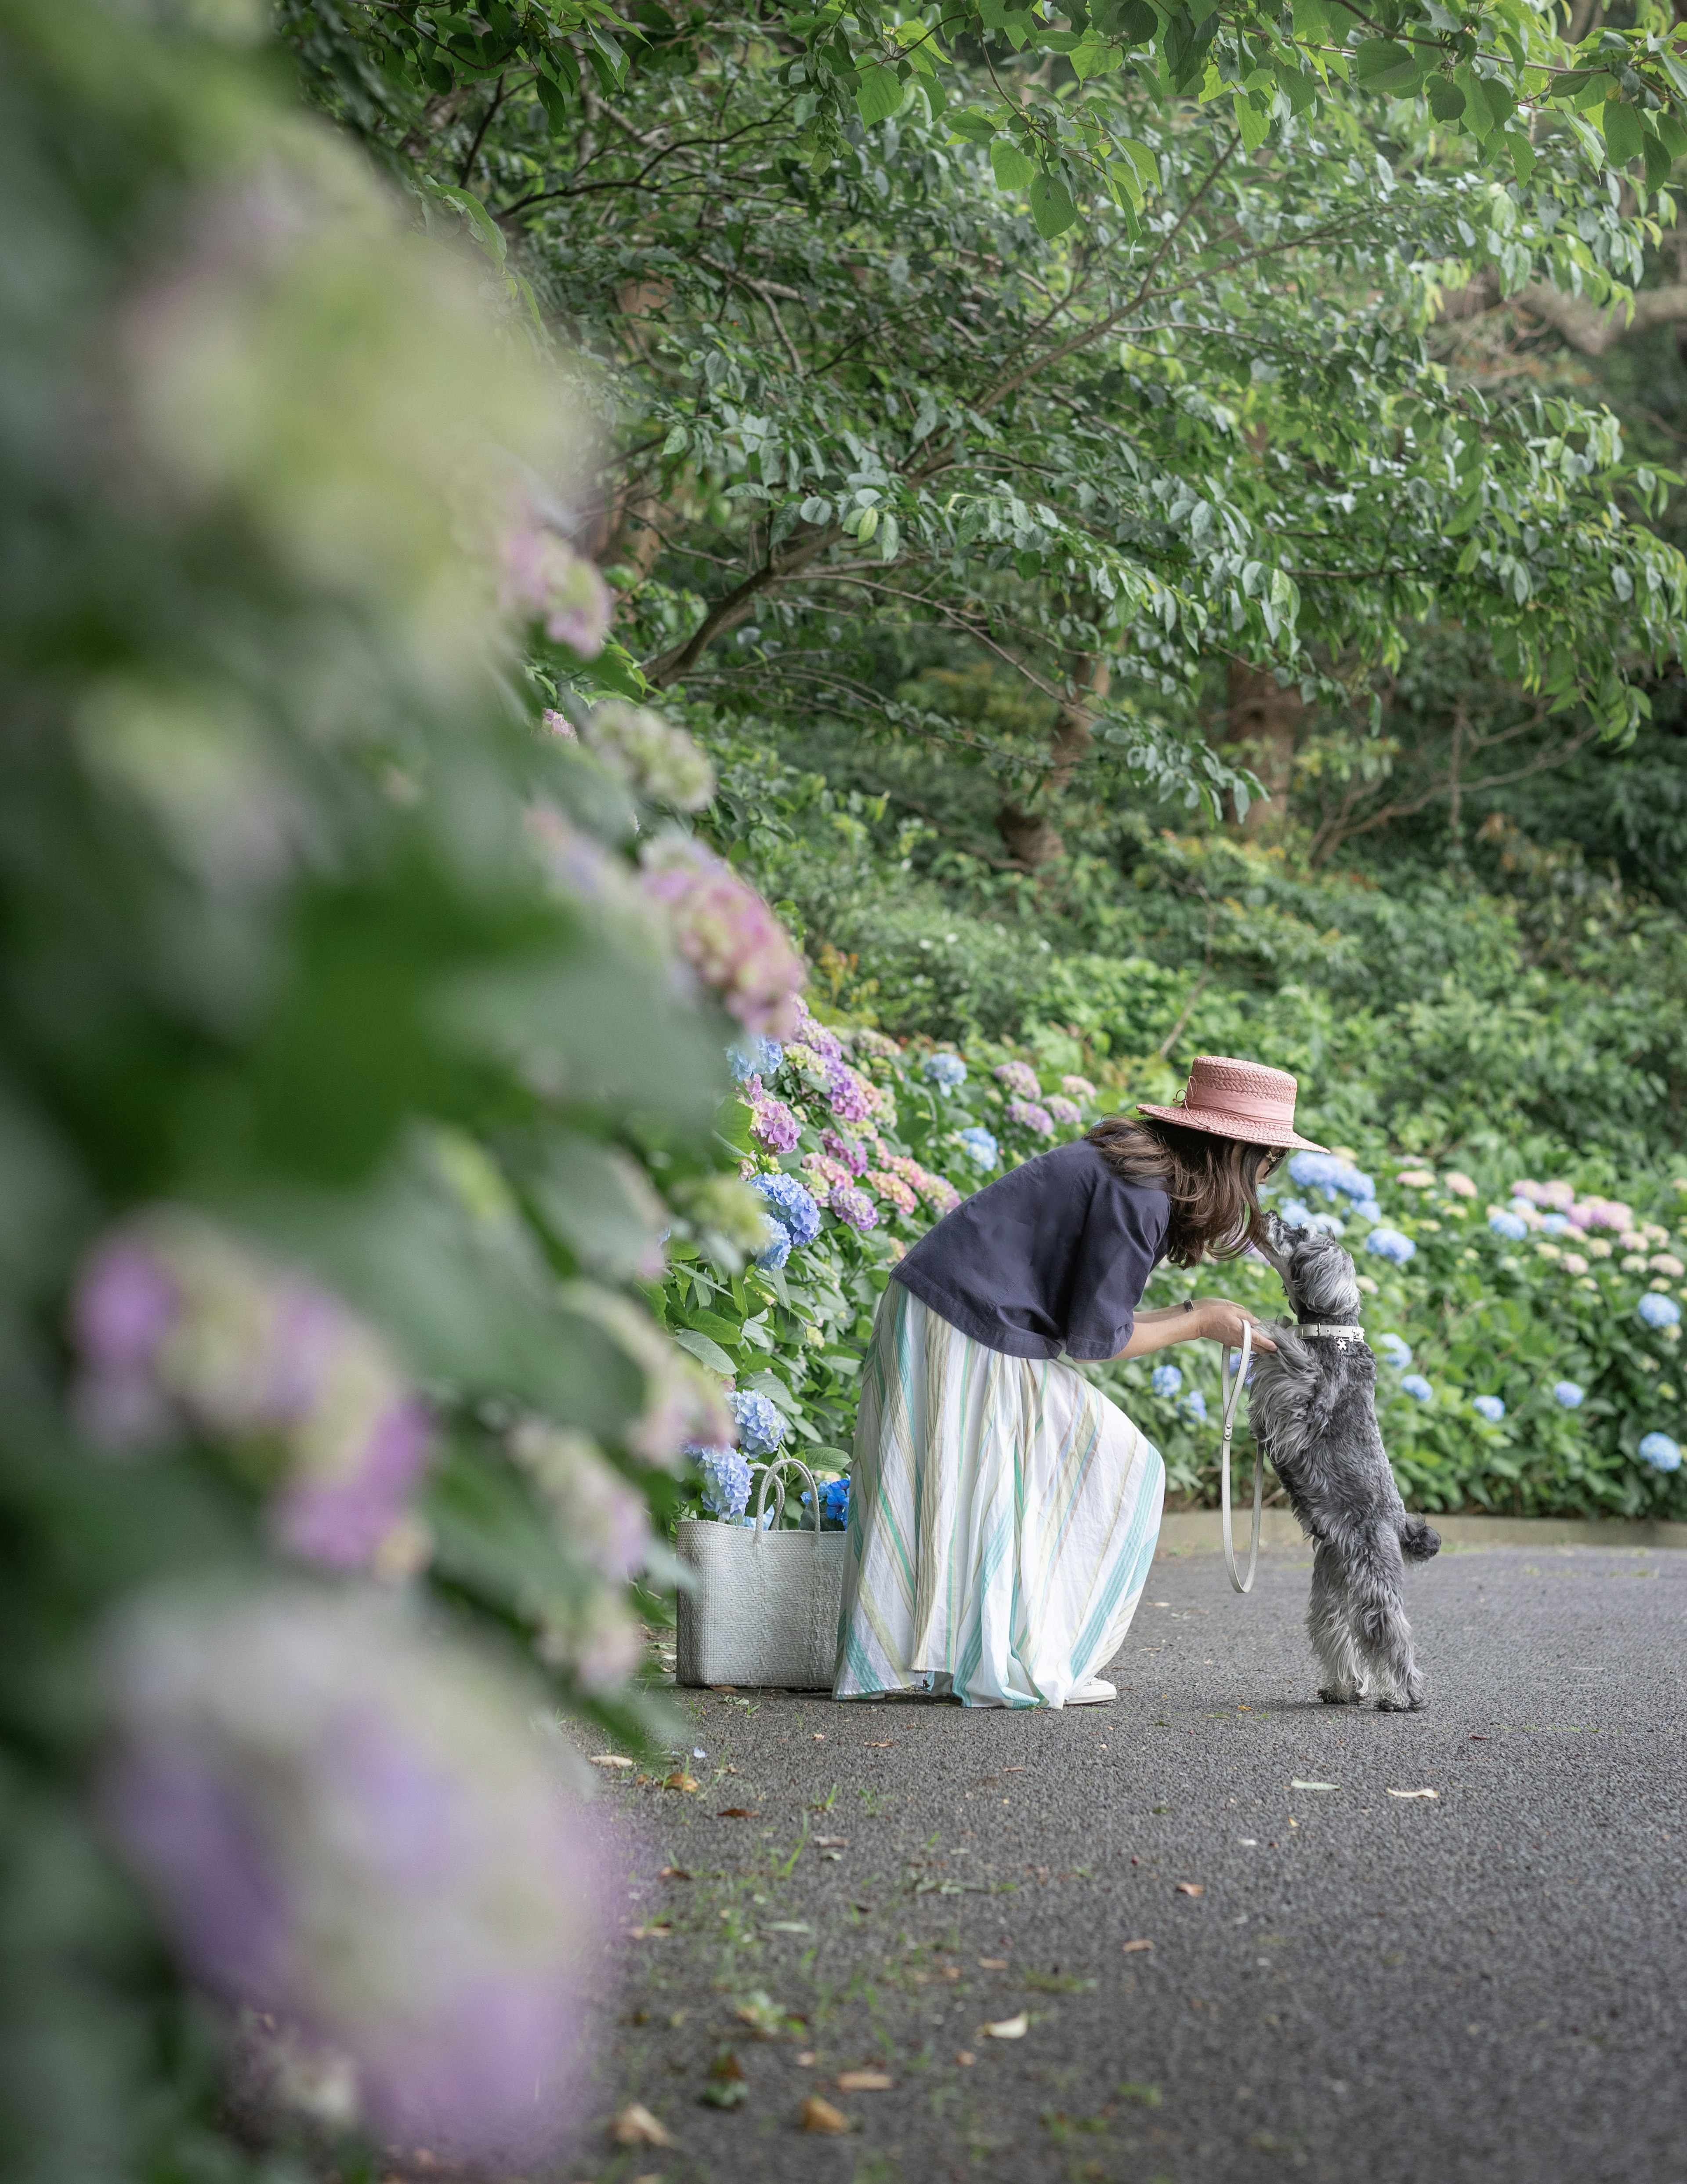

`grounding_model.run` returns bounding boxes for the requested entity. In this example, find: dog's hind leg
[1307,1542,1366,1704]
[1346,1526,1425,1710]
